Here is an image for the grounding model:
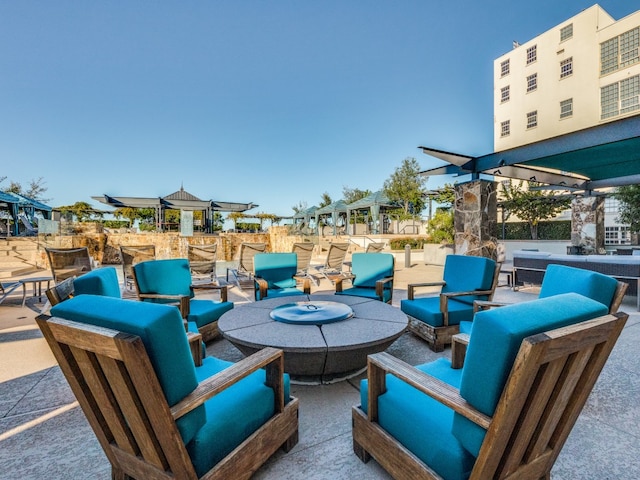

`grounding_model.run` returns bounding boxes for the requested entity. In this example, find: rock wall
[571,196,604,253]
[454,179,498,260]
